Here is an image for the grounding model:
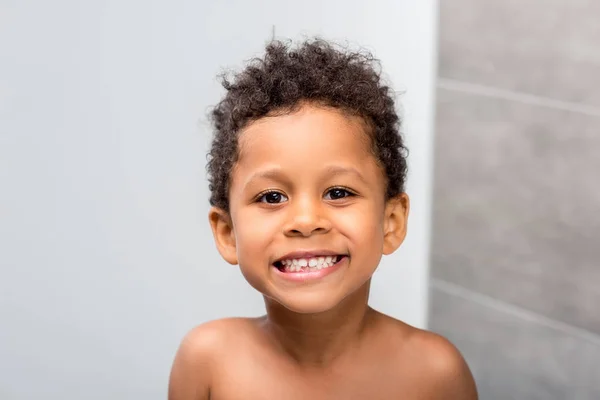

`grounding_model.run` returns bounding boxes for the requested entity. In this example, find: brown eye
[324,188,353,200]
[258,191,288,204]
